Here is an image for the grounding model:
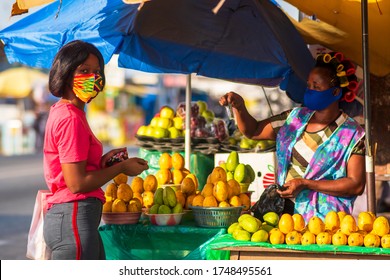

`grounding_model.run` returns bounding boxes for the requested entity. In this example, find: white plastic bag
[26,190,52,260]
